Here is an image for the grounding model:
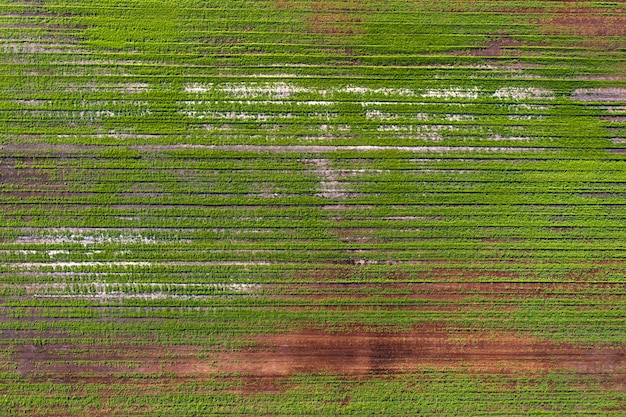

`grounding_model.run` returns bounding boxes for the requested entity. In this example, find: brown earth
[460,37,536,57]
[275,0,366,36]
[543,10,626,38]
[0,159,57,187]
[10,327,623,393]
[537,4,626,50]
[219,327,626,379]
[10,324,625,379]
